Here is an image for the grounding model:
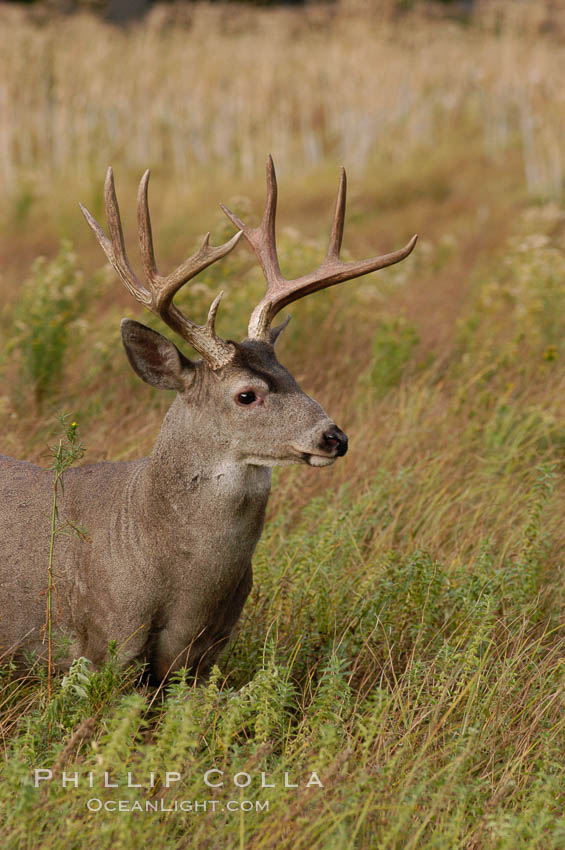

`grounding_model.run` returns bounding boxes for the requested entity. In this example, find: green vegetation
[1,2,564,848]
[45,416,87,697]
[7,243,100,407]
